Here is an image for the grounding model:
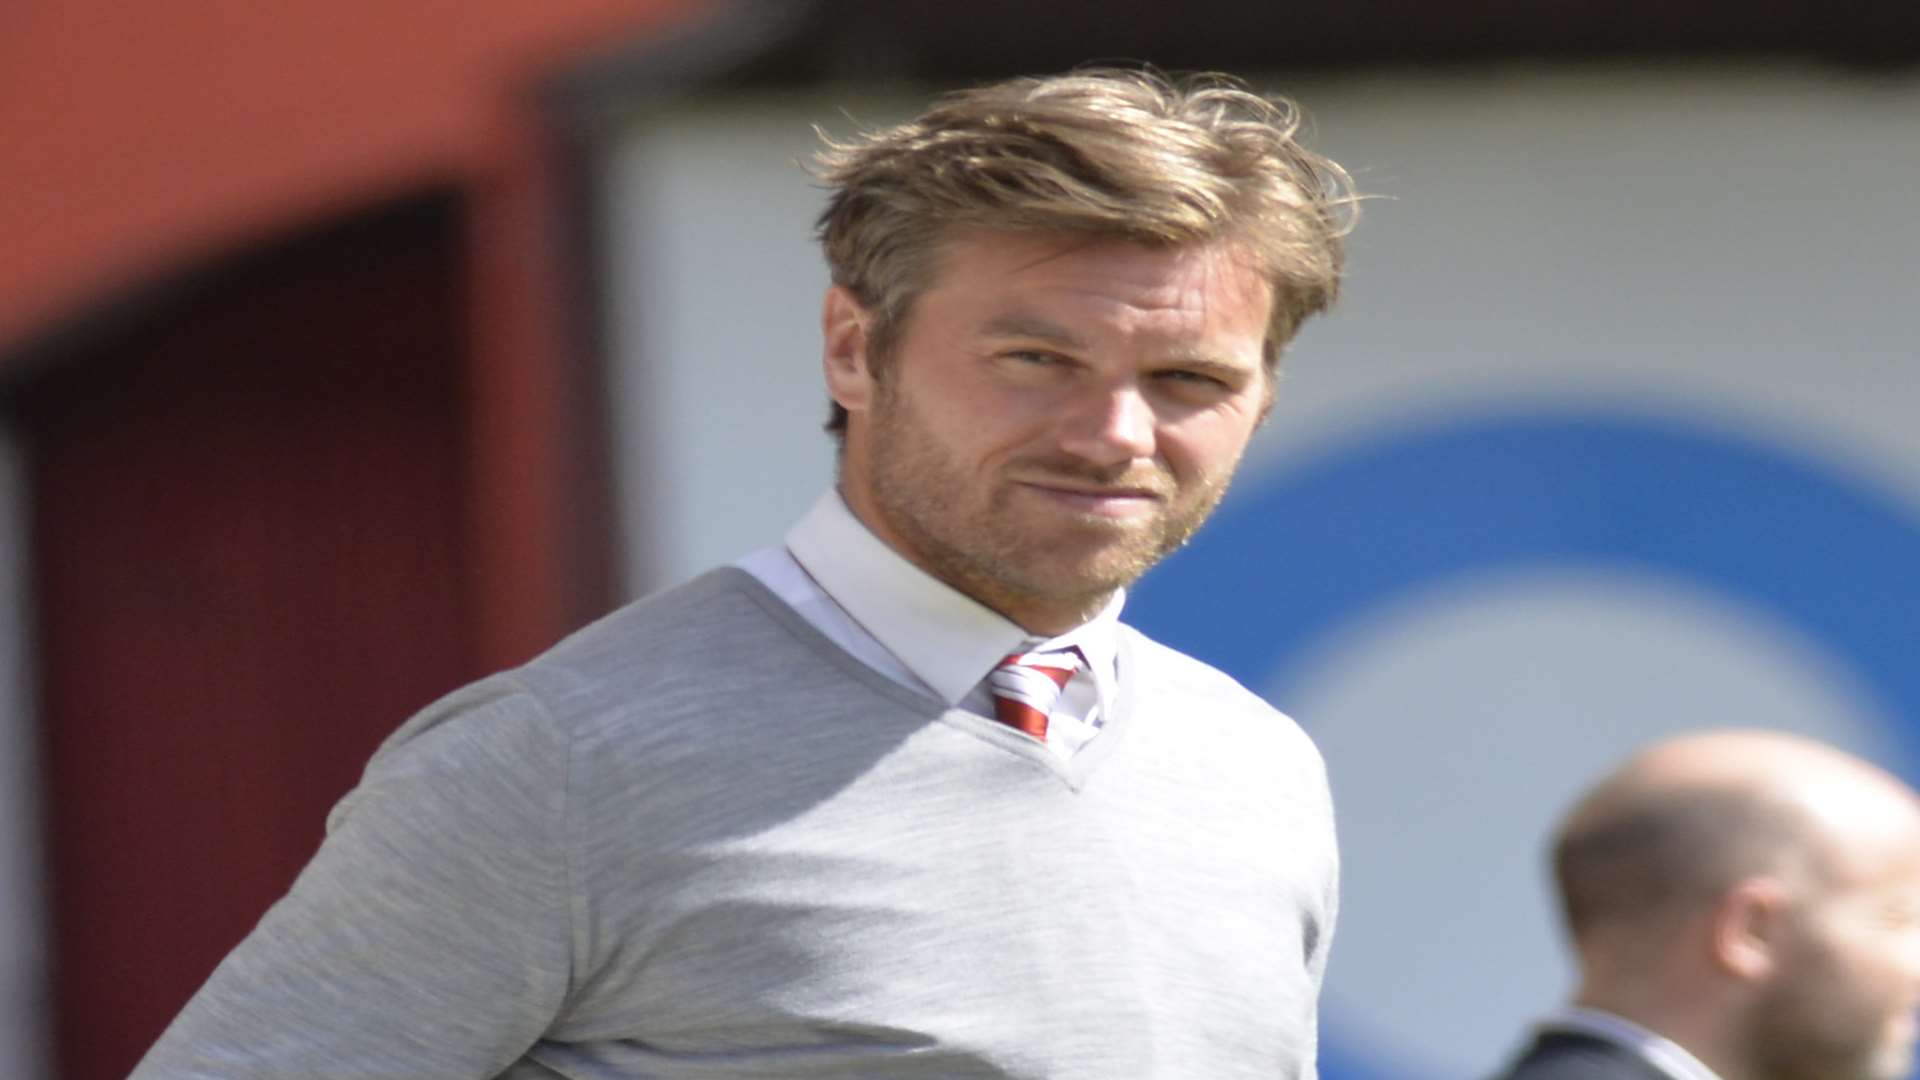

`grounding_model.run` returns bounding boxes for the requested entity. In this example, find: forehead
[1812,790,1920,893]
[919,229,1273,327]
